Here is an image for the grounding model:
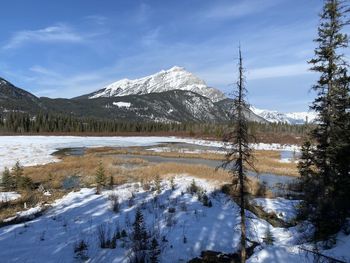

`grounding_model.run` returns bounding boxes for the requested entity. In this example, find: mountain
[216,99,268,123]
[43,90,230,123]
[0,71,309,125]
[0,77,44,113]
[79,66,226,102]
[250,106,317,124]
